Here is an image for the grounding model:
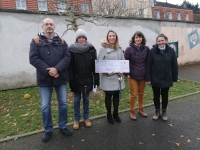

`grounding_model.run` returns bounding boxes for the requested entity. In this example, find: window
[168,12,172,19]
[137,9,144,17]
[58,0,66,12]
[154,10,160,19]
[176,12,181,20]
[121,0,127,9]
[16,0,26,10]
[81,3,89,14]
[38,0,47,11]
[185,13,189,21]
[102,4,108,15]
